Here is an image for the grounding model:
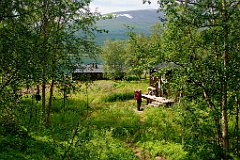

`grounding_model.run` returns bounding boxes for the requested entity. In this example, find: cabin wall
[149,72,169,97]
[72,73,105,81]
